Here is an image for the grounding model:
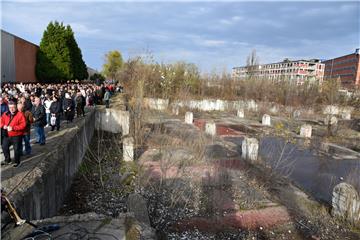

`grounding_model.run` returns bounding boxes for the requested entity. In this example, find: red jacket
[0,111,26,137]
